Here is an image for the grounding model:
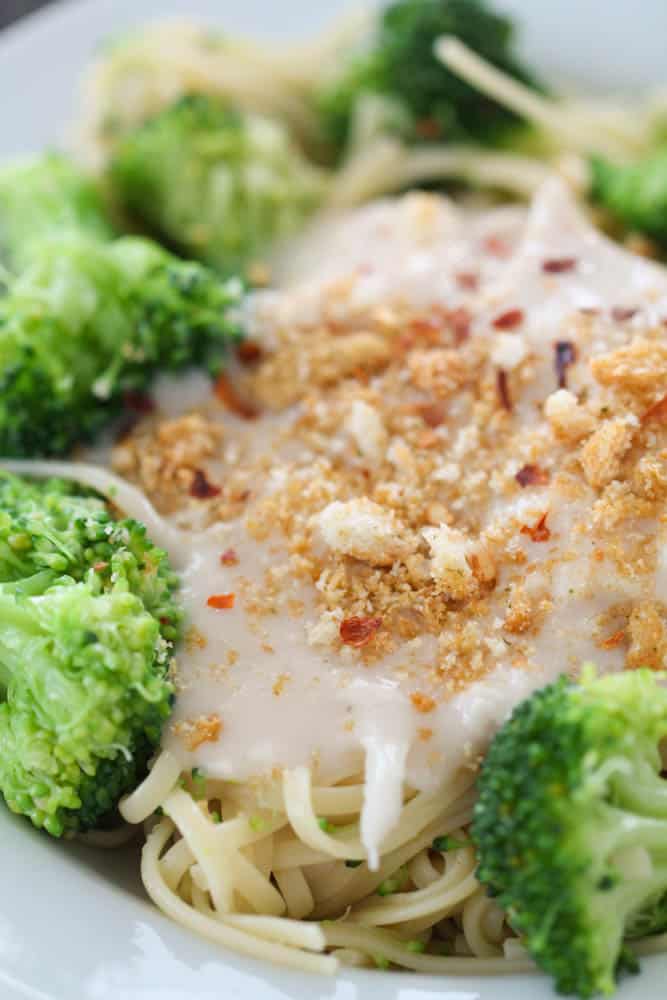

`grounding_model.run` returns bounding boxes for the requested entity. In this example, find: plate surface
[1,2,667,998]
